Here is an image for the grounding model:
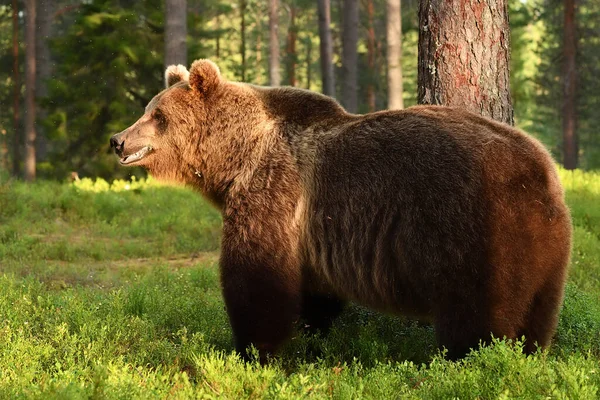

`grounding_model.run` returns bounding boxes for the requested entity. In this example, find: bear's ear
[189,59,221,96]
[164,64,190,88]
